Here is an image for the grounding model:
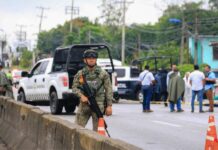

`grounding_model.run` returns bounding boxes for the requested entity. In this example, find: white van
[97,58,122,67]
[102,66,141,100]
